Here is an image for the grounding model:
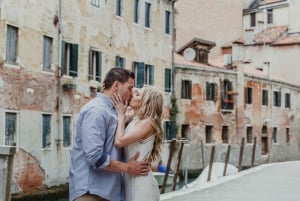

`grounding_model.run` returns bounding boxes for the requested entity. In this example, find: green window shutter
[61,41,66,76]
[96,51,101,82]
[70,44,78,77]
[136,62,145,88]
[213,83,218,102]
[181,80,185,98]
[188,80,192,99]
[115,56,119,67]
[206,82,210,100]
[149,65,154,85]
[63,116,71,147]
[88,49,93,80]
[164,69,171,92]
